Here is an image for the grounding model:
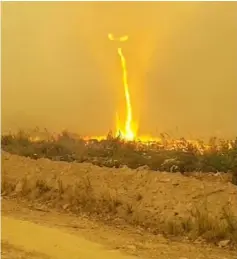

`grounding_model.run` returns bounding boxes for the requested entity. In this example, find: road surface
[1,199,237,259]
[2,216,137,259]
